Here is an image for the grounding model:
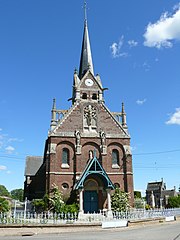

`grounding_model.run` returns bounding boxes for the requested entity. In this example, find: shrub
[63,203,79,213]
[0,197,10,212]
[111,188,130,212]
